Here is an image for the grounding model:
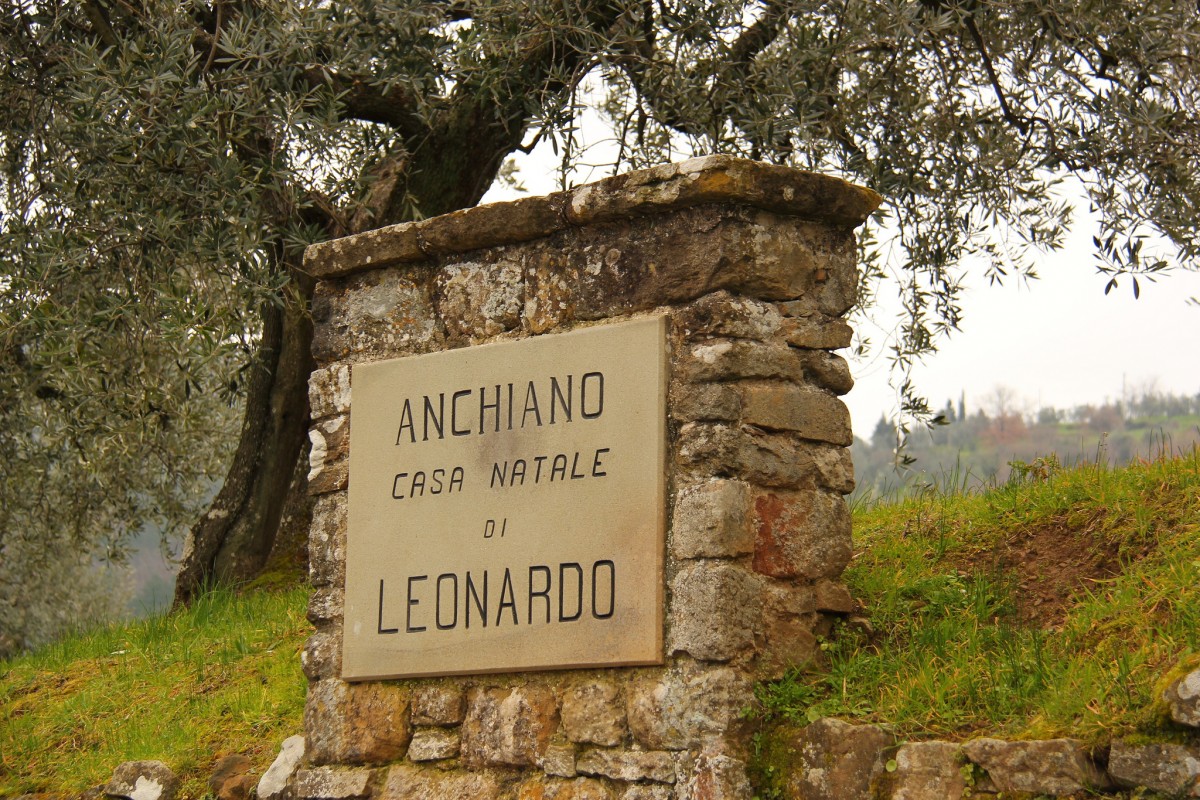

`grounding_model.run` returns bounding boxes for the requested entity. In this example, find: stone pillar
[301,155,880,800]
